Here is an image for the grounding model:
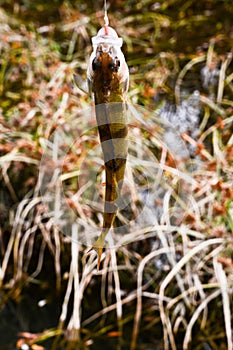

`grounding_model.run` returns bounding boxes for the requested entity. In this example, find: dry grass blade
[214,257,233,350]
[183,289,221,349]
[131,247,171,350]
[175,55,206,104]
[66,224,81,340]
[159,238,225,350]
[110,246,123,334]
[217,53,232,104]
[82,292,138,328]
[199,94,226,116]
[0,229,15,287]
